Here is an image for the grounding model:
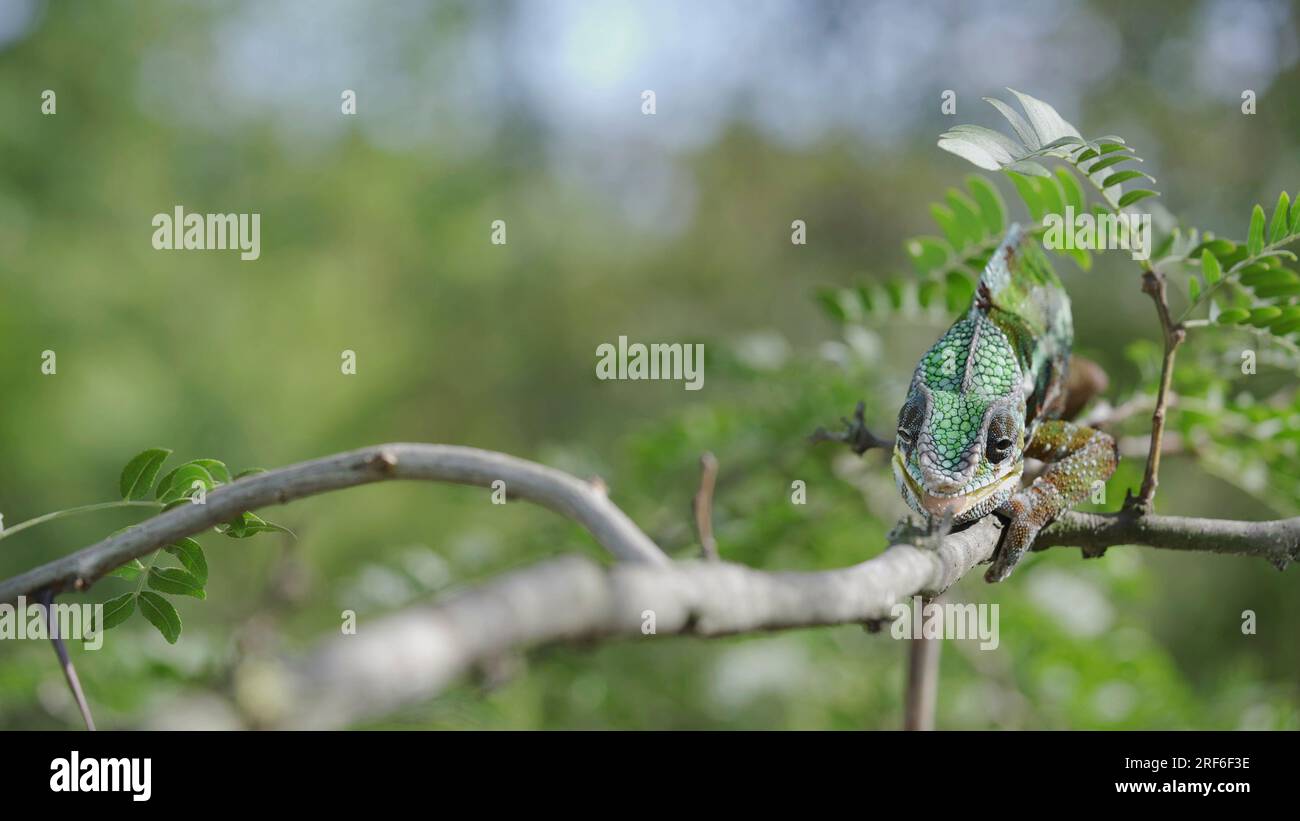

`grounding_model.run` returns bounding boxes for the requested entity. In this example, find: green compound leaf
[137,591,181,644]
[120,448,172,501]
